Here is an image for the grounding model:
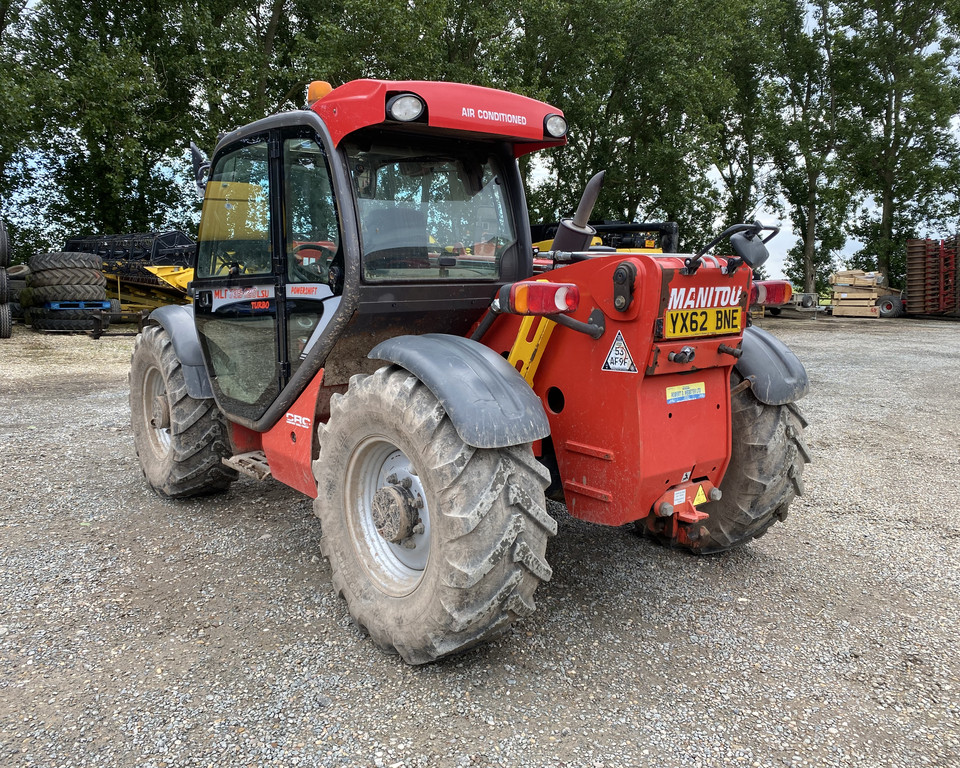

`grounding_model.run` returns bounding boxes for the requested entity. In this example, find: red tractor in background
[129,79,809,664]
